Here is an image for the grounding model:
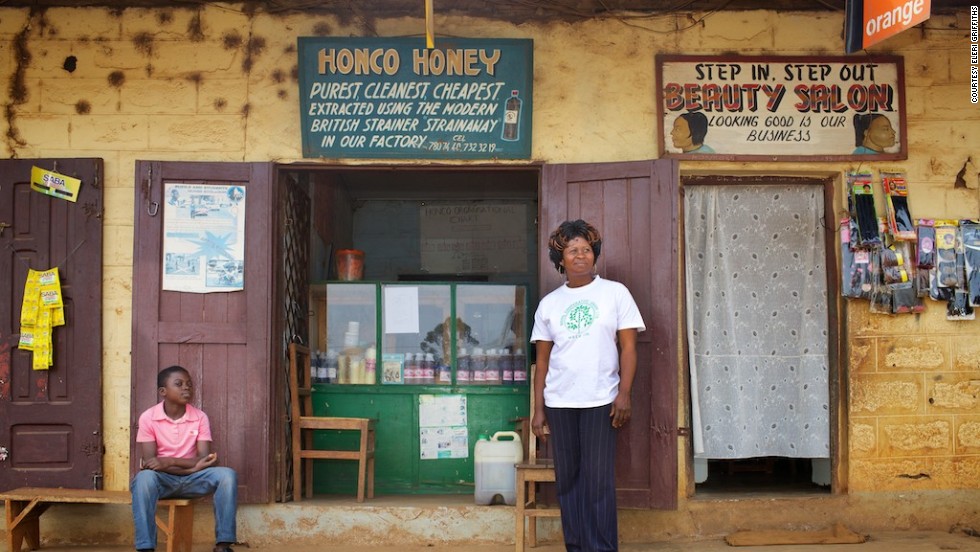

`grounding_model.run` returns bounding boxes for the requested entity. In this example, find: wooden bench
[2,487,196,552]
